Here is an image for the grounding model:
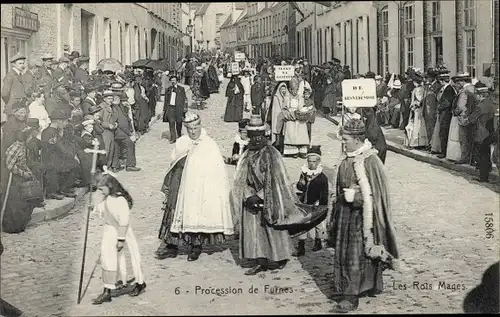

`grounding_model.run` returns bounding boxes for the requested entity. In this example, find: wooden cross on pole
[77,139,106,304]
